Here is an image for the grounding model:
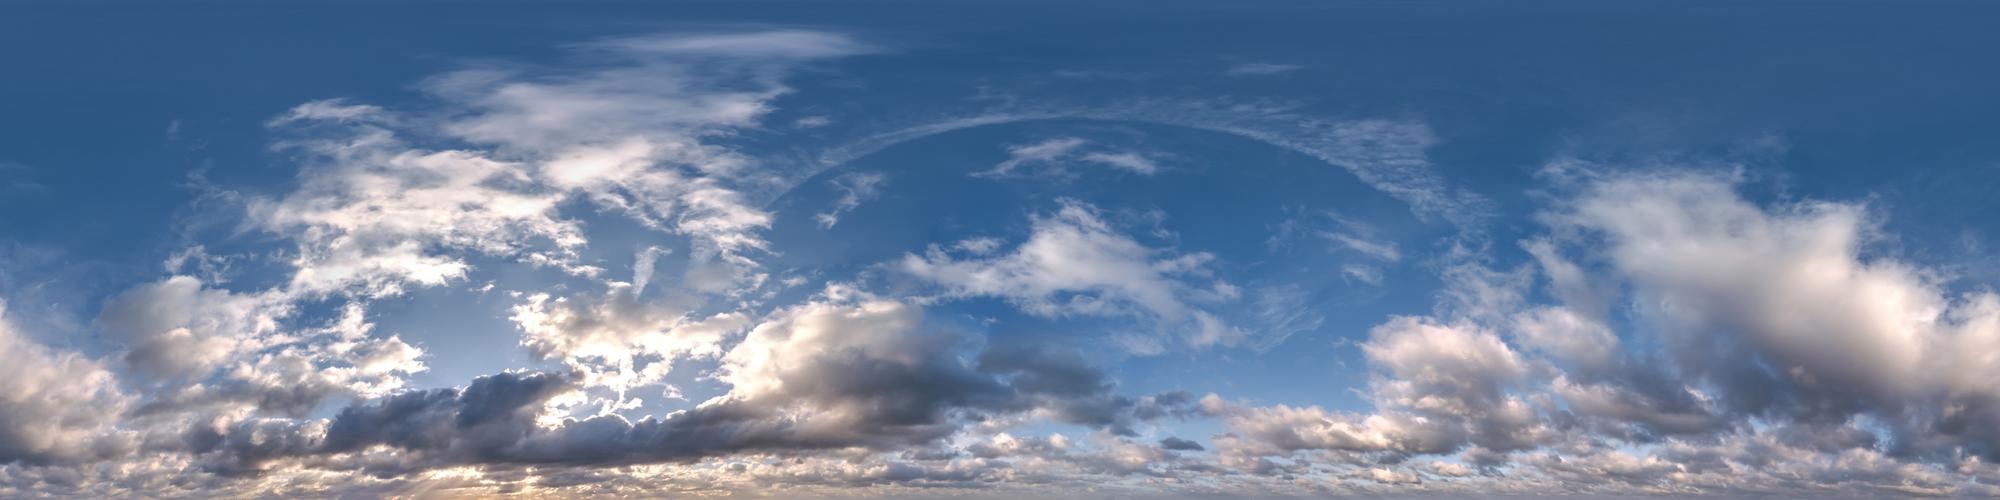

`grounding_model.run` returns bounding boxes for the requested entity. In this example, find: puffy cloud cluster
[1207,170,2000,495]
[95,277,425,420]
[6,29,1034,497]
[171,290,1191,483]
[510,283,746,396]
[0,300,131,465]
[257,102,588,296]
[258,30,870,299]
[1558,172,2000,460]
[163,29,872,433]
